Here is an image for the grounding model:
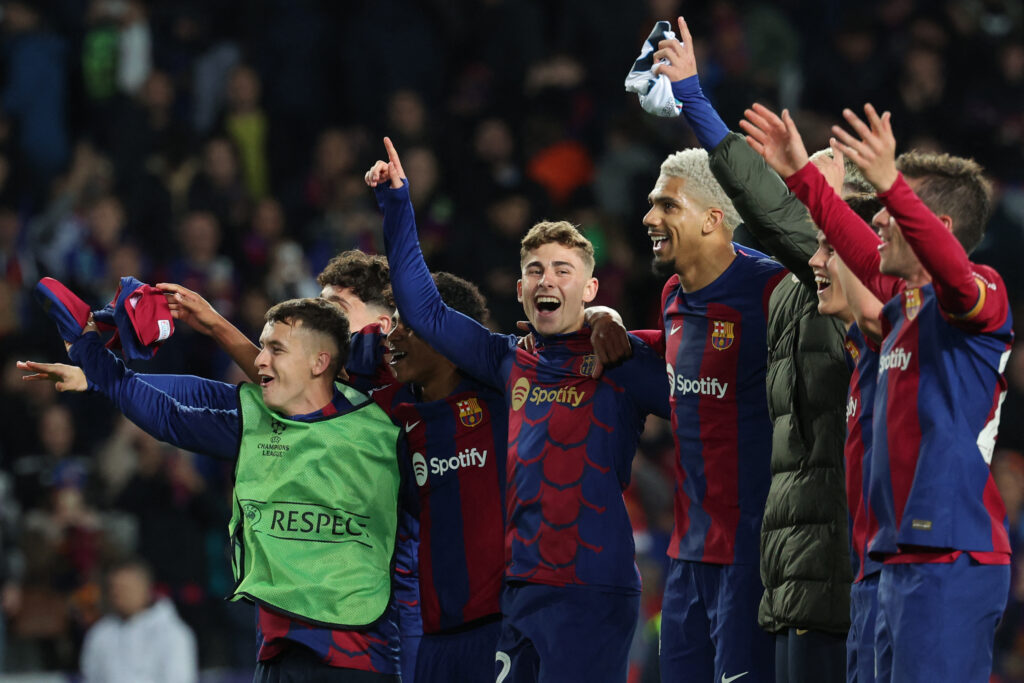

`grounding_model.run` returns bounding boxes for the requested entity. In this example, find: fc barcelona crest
[904,288,921,321]
[711,321,735,351]
[579,354,597,377]
[845,340,860,363]
[458,398,483,427]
